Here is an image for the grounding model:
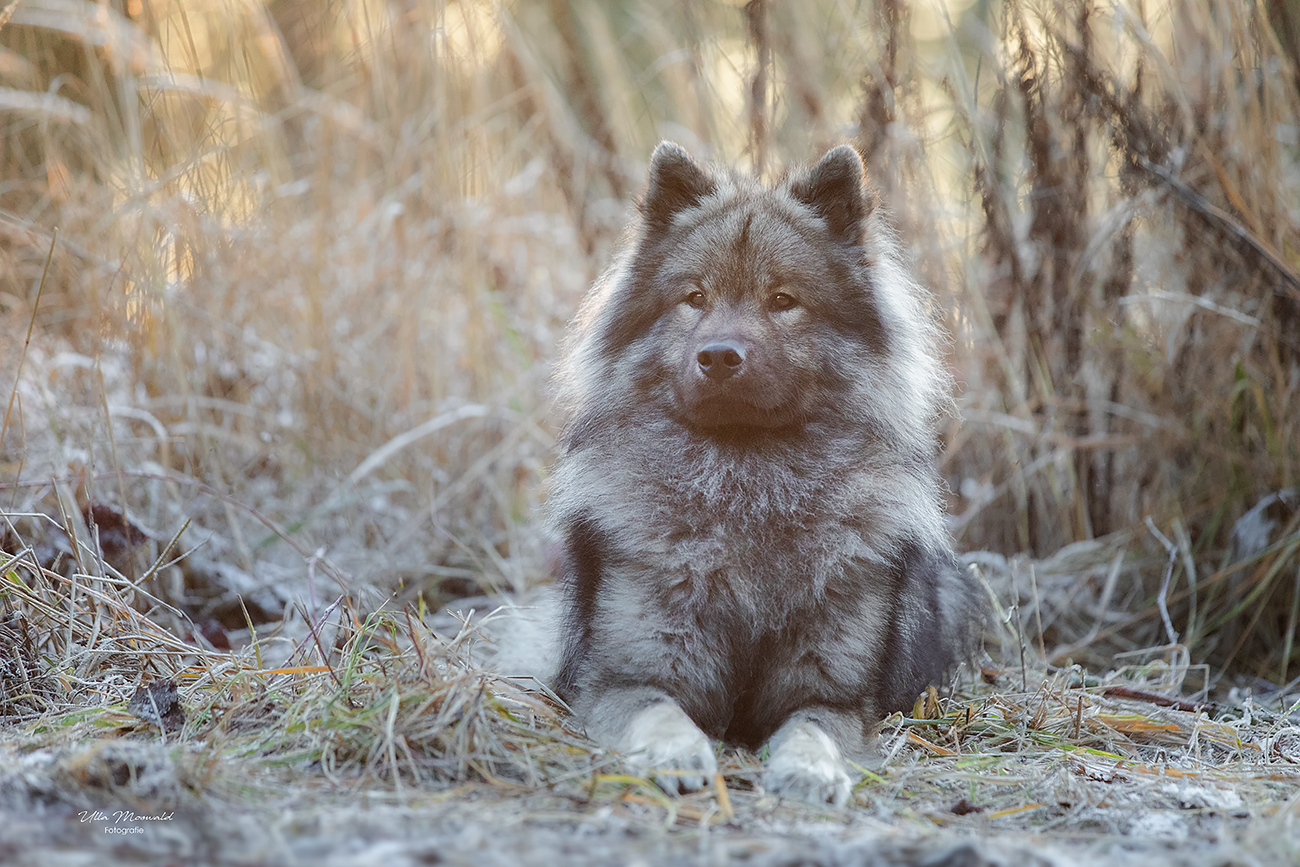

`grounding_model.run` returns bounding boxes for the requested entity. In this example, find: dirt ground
[0,763,1291,867]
